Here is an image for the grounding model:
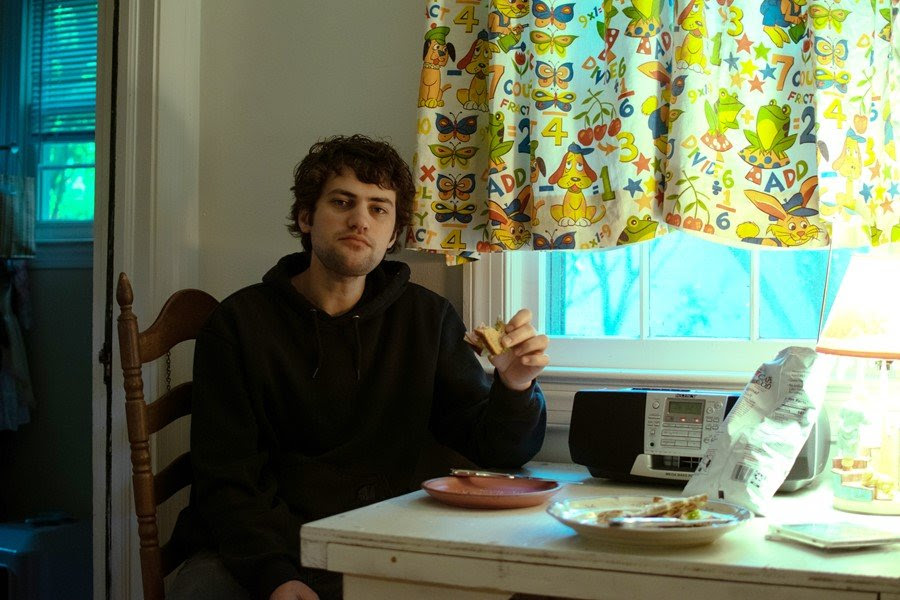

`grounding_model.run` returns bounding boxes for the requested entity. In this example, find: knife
[449,468,582,485]
[607,516,734,528]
